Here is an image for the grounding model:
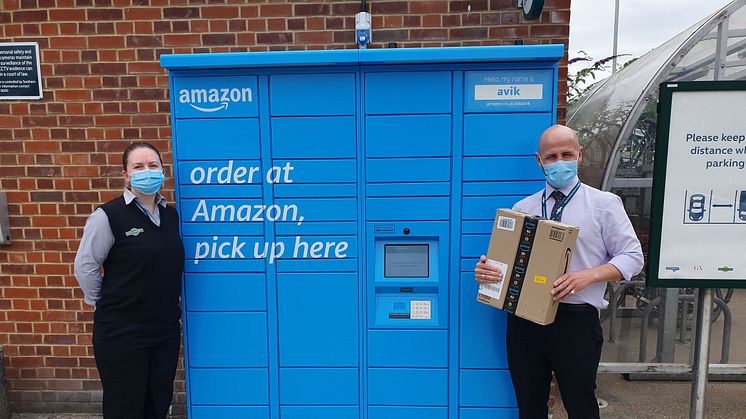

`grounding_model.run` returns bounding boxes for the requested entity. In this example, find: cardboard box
[477,208,579,325]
